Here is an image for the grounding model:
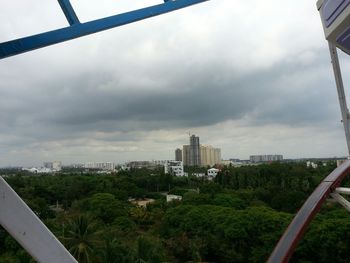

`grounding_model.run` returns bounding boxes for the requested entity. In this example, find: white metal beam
[328,41,350,156]
[0,177,77,263]
[330,192,350,212]
[335,187,350,195]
